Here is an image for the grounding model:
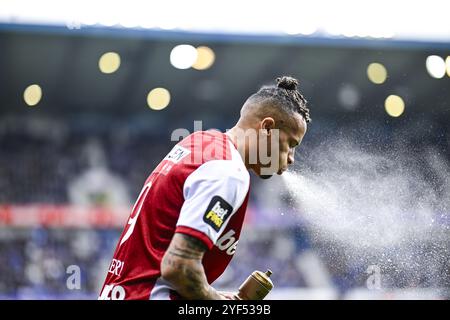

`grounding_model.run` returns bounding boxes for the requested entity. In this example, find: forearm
[161,233,226,300]
[163,256,224,299]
